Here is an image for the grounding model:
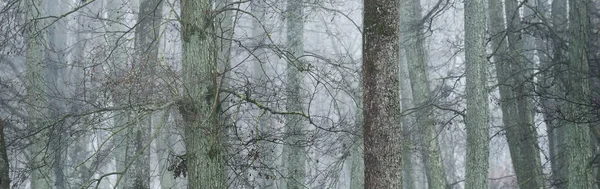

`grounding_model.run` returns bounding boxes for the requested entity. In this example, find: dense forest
[0,0,599,188]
